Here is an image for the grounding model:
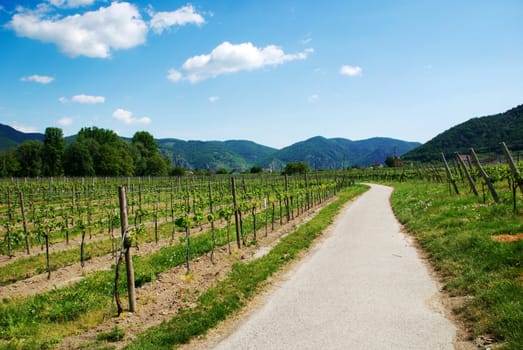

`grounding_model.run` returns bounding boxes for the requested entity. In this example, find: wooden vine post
[208,182,216,264]
[441,152,460,195]
[115,186,136,315]
[6,188,13,258]
[455,153,478,196]
[19,191,31,254]
[231,177,241,249]
[500,142,523,195]
[470,148,499,203]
